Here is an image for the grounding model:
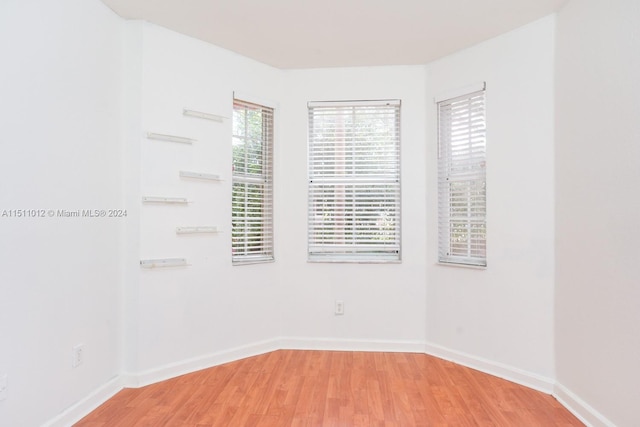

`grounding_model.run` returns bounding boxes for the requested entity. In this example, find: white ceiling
[100,0,567,69]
